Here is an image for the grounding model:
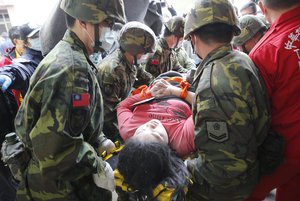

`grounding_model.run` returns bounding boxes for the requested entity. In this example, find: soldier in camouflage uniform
[13,0,125,200]
[145,16,192,78]
[233,15,267,54]
[174,46,195,72]
[184,0,271,200]
[97,21,156,142]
